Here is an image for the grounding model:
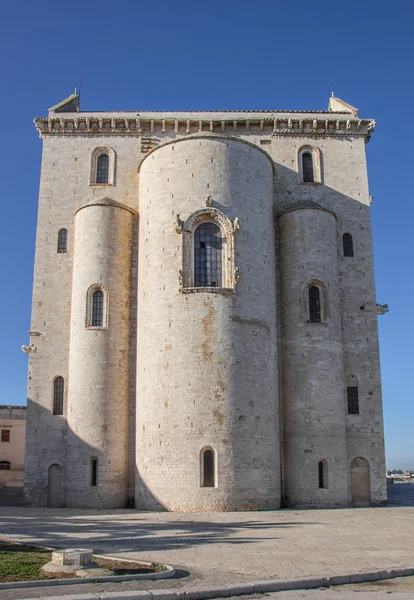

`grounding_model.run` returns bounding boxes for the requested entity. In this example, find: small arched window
[0,461,11,470]
[96,154,109,184]
[309,286,321,323]
[91,458,98,486]
[302,152,314,183]
[318,460,328,489]
[53,376,64,416]
[92,290,104,326]
[201,448,216,487]
[343,233,354,257]
[194,222,223,288]
[57,229,68,253]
